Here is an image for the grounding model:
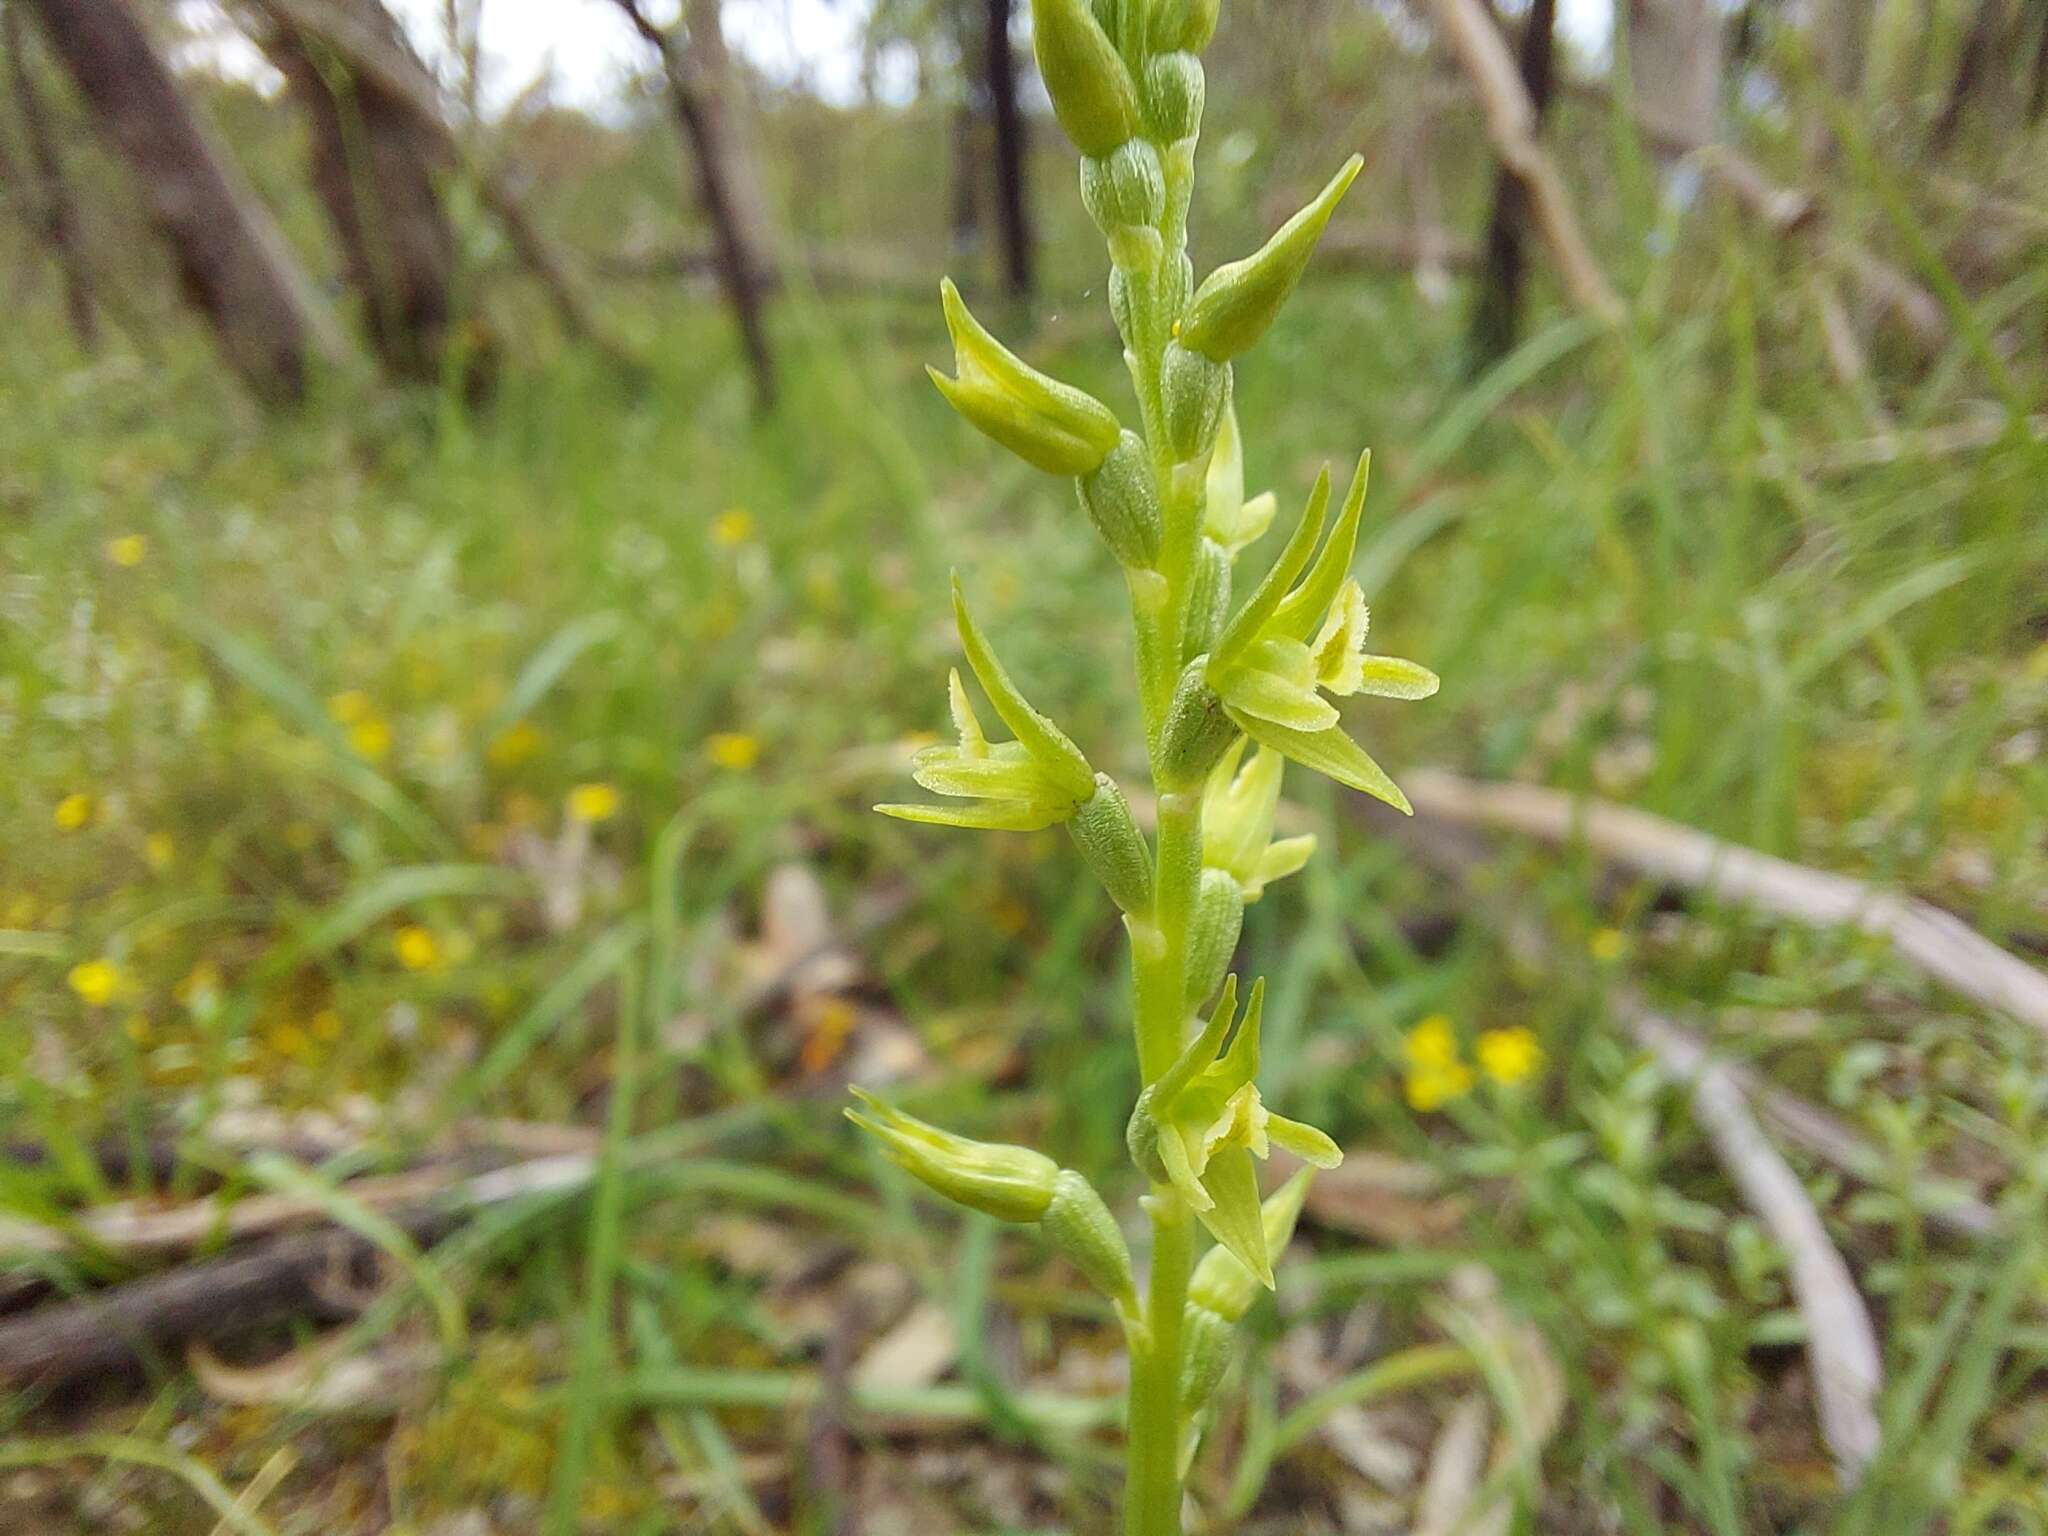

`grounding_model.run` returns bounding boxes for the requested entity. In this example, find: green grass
[3,47,2047,1531]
